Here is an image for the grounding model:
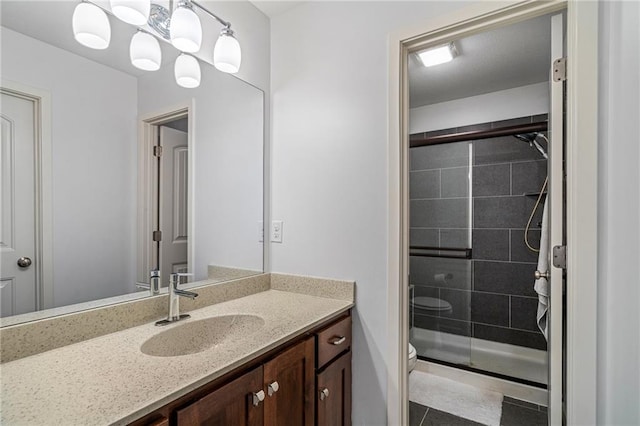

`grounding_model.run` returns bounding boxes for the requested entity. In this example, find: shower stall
[408,116,550,387]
